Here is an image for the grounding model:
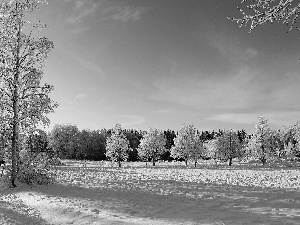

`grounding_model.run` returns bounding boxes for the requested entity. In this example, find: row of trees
[46,123,232,162]
[45,116,300,167]
[204,117,300,166]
